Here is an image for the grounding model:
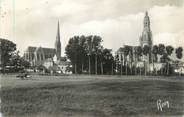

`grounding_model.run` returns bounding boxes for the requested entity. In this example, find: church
[23,21,71,73]
[115,11,153,69]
